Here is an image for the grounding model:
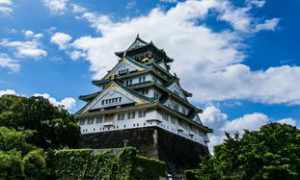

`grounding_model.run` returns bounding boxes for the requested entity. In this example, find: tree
[0,127,47,179]
[0,95,80,149]
[192,123,300,180]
